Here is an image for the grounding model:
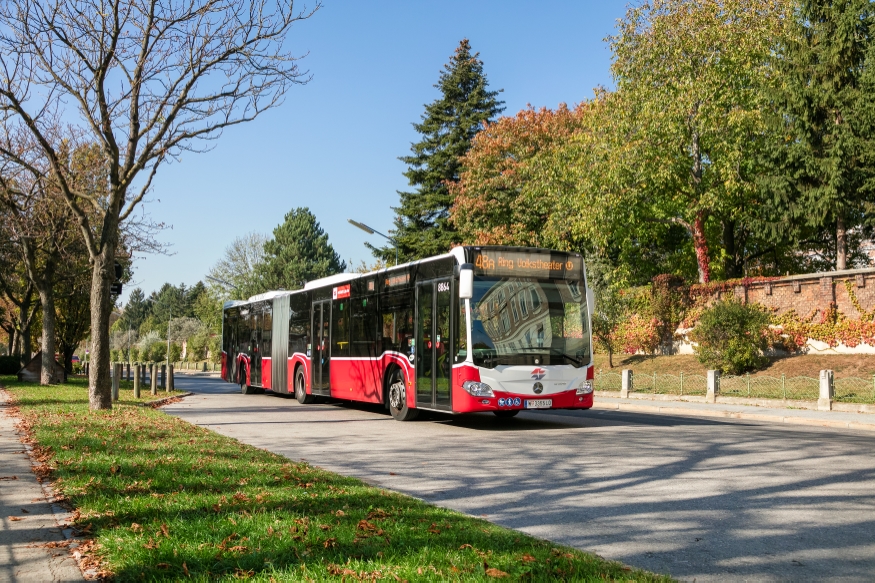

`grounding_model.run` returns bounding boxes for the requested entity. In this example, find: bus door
[250,307,262,386]
[311,300,331,395]
[415,278,452,410]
